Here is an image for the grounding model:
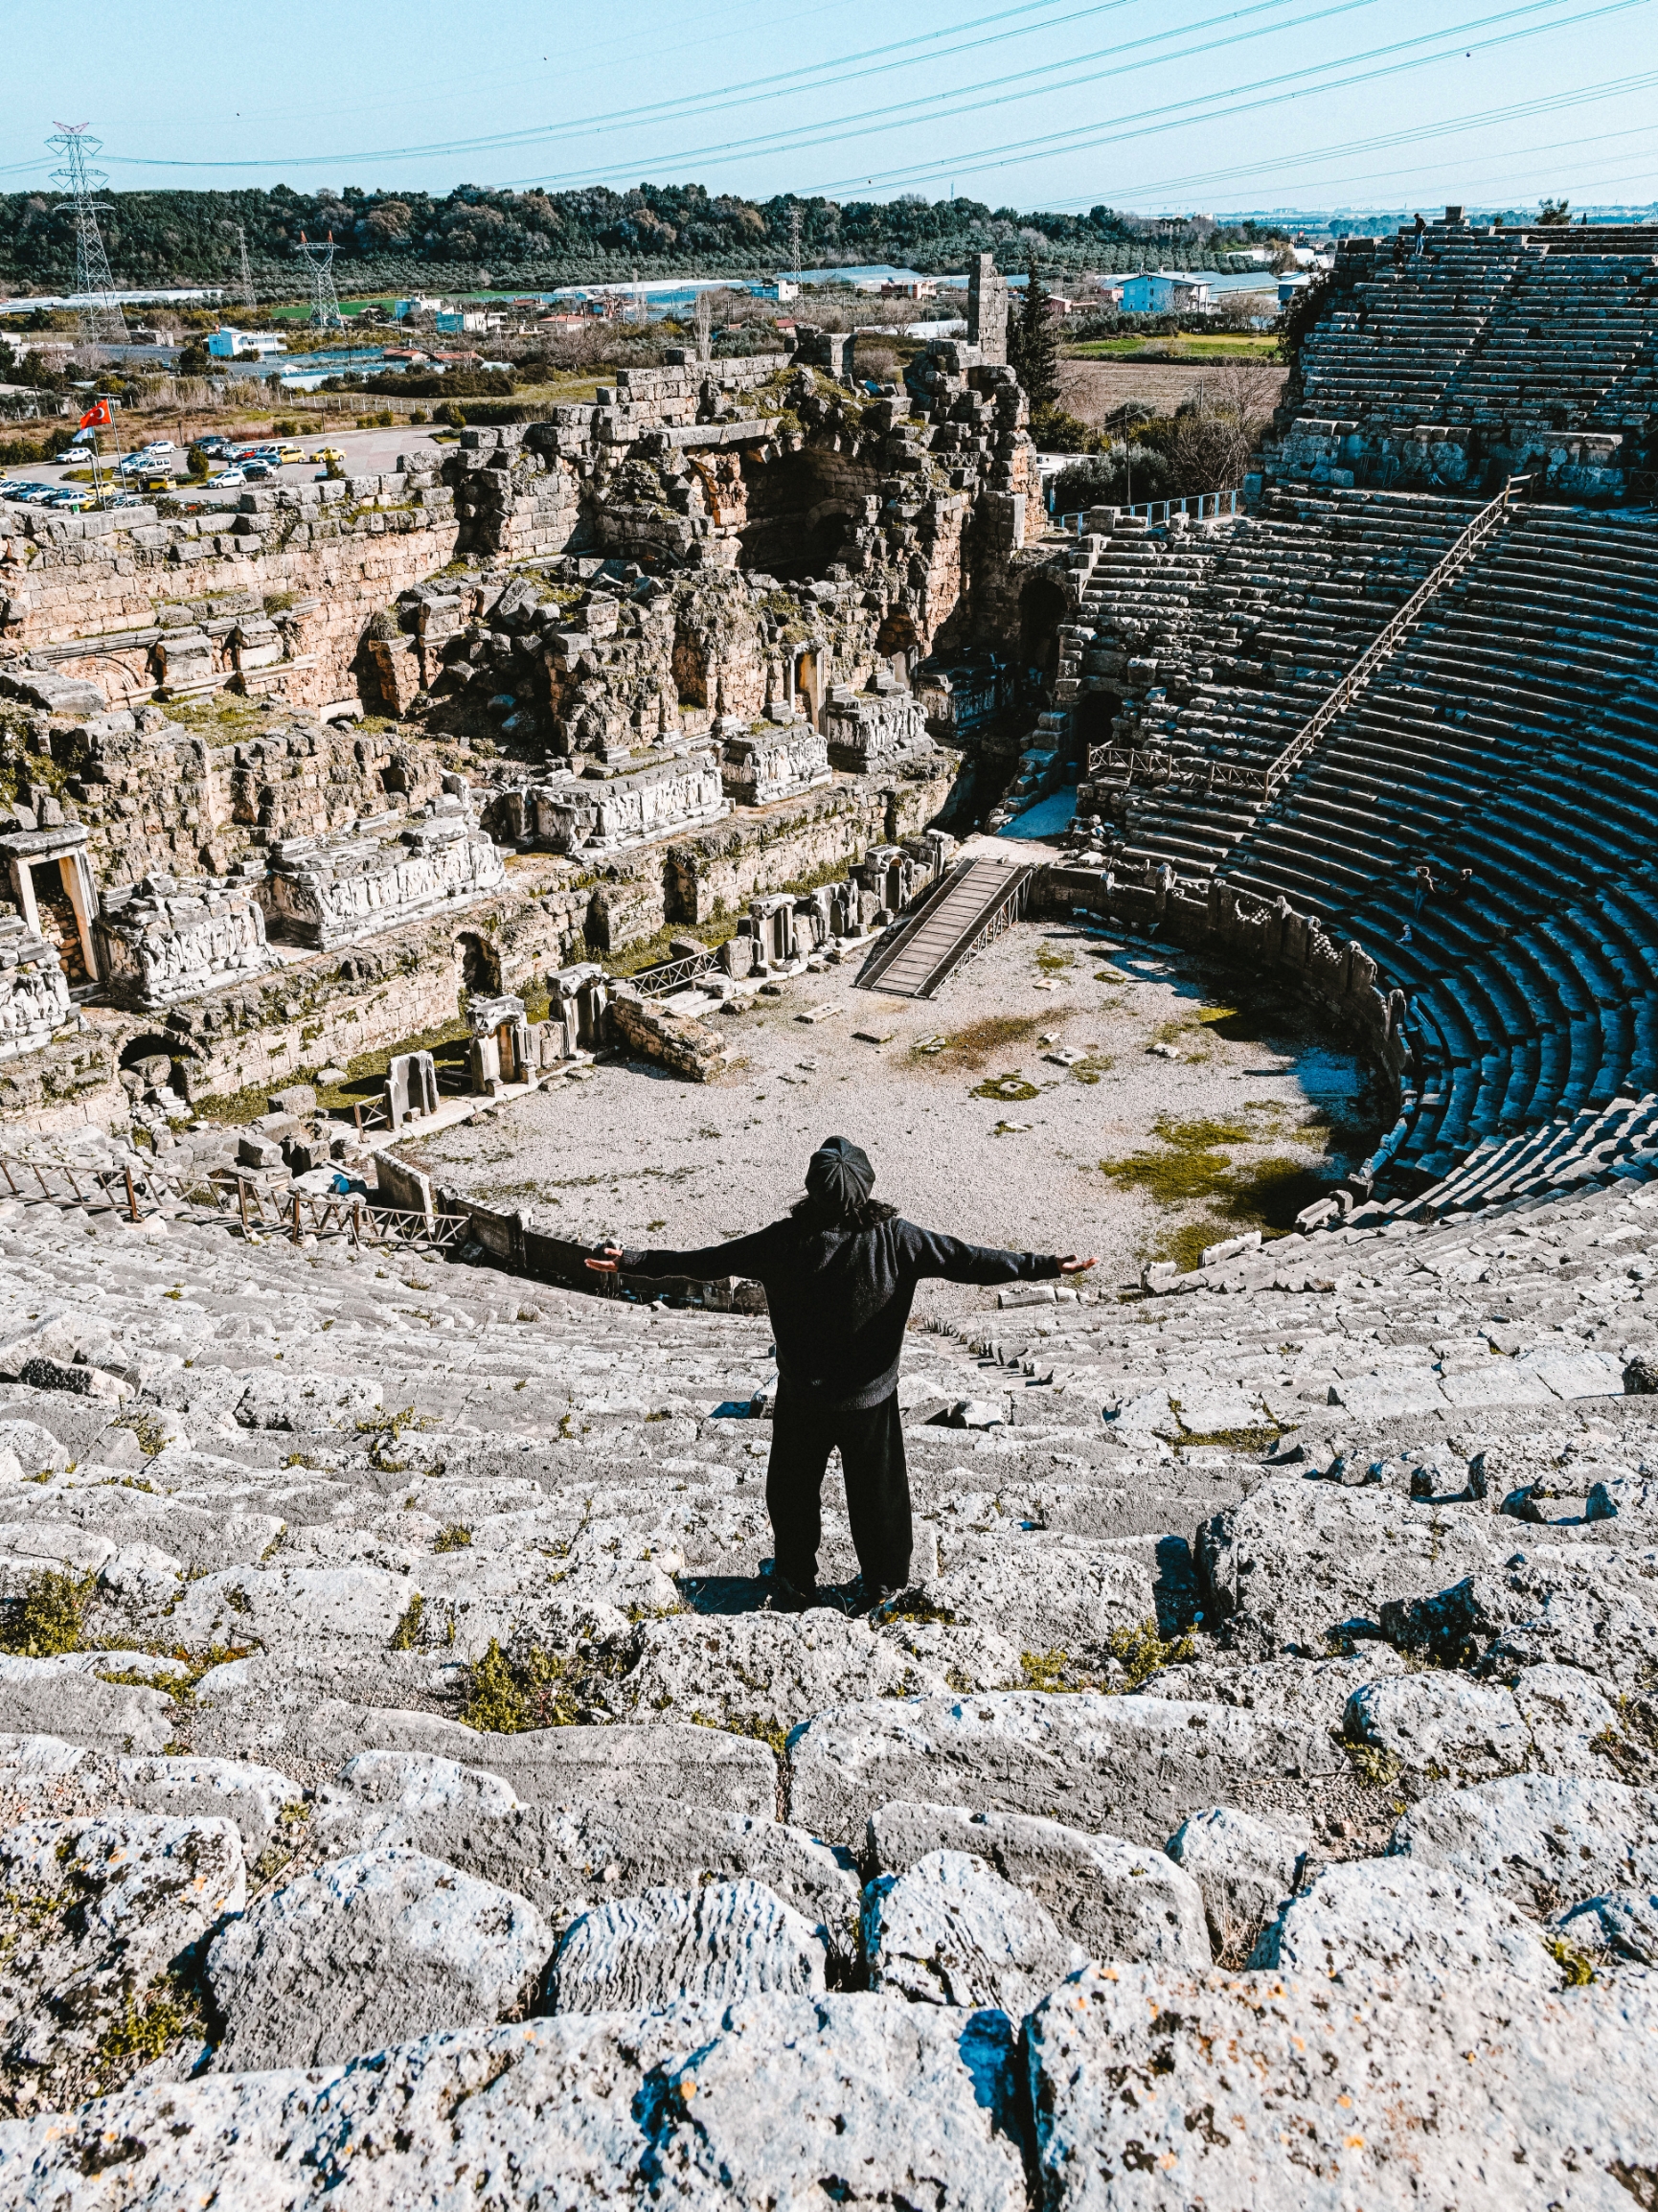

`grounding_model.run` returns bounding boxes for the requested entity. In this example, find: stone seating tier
[2,1126,1658,2188]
